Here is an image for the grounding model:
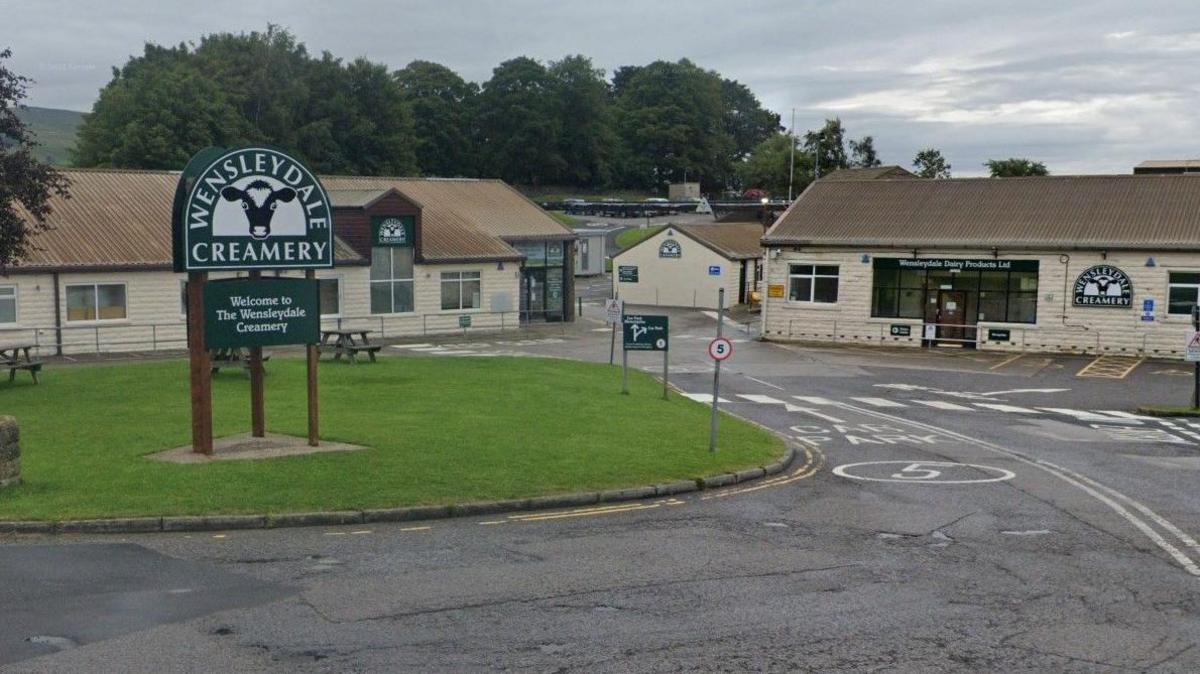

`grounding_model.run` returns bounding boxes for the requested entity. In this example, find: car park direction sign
[623,314,668,351]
